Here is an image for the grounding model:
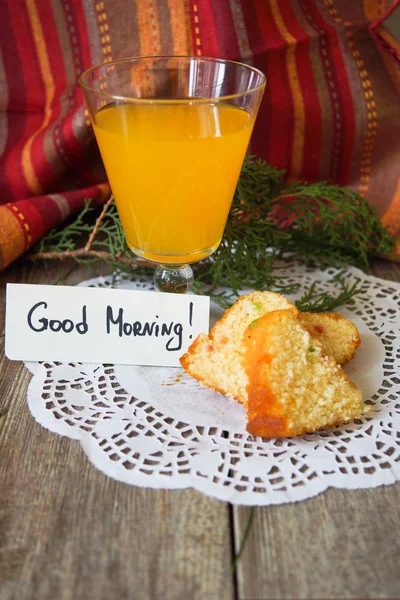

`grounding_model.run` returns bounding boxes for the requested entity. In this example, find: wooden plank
[0,259,235,600]
[234,259,400,599]
[234,486,400,599]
